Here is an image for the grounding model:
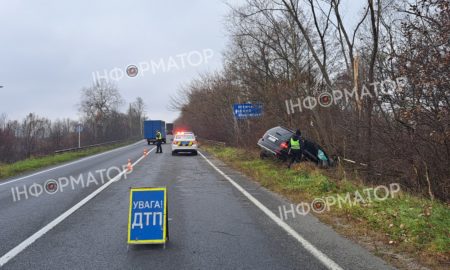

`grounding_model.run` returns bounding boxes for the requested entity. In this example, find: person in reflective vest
[156,130,163,153]
[287,129,303,169]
